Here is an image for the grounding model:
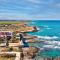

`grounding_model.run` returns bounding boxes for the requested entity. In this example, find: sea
[27,20,60,60]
